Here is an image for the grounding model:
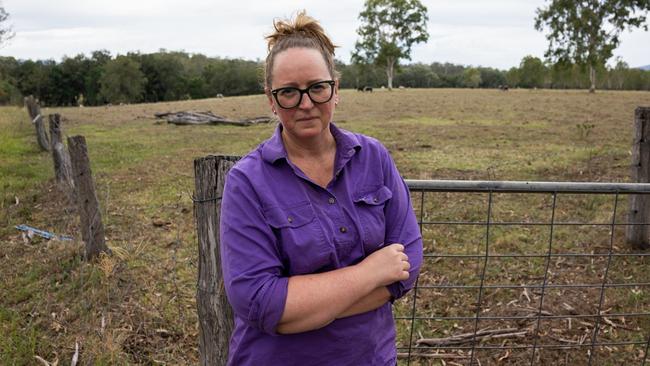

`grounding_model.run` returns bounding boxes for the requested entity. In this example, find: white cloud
[1,0,648,68]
